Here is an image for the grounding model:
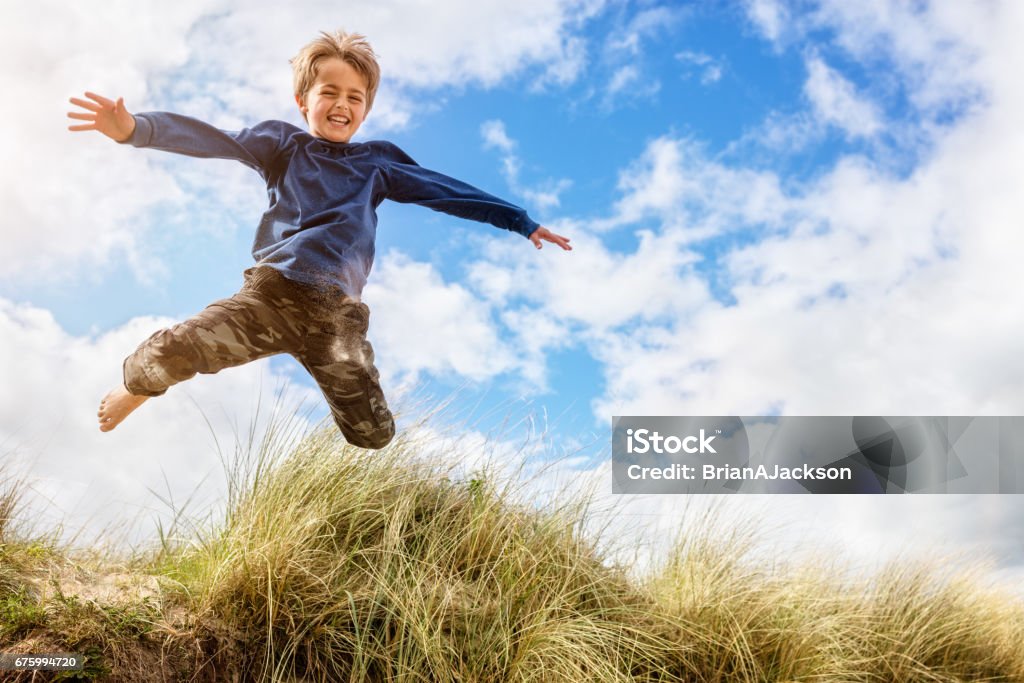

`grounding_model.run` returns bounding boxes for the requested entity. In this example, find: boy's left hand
[529,226,572,251]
